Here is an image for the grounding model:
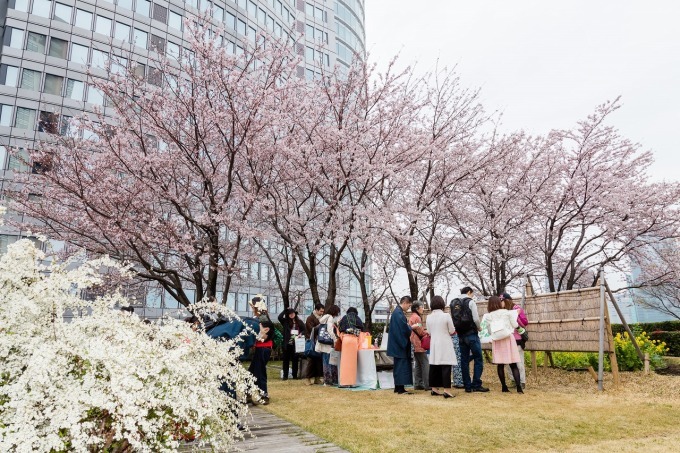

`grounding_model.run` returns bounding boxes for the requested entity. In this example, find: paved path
[232,406,348,452]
